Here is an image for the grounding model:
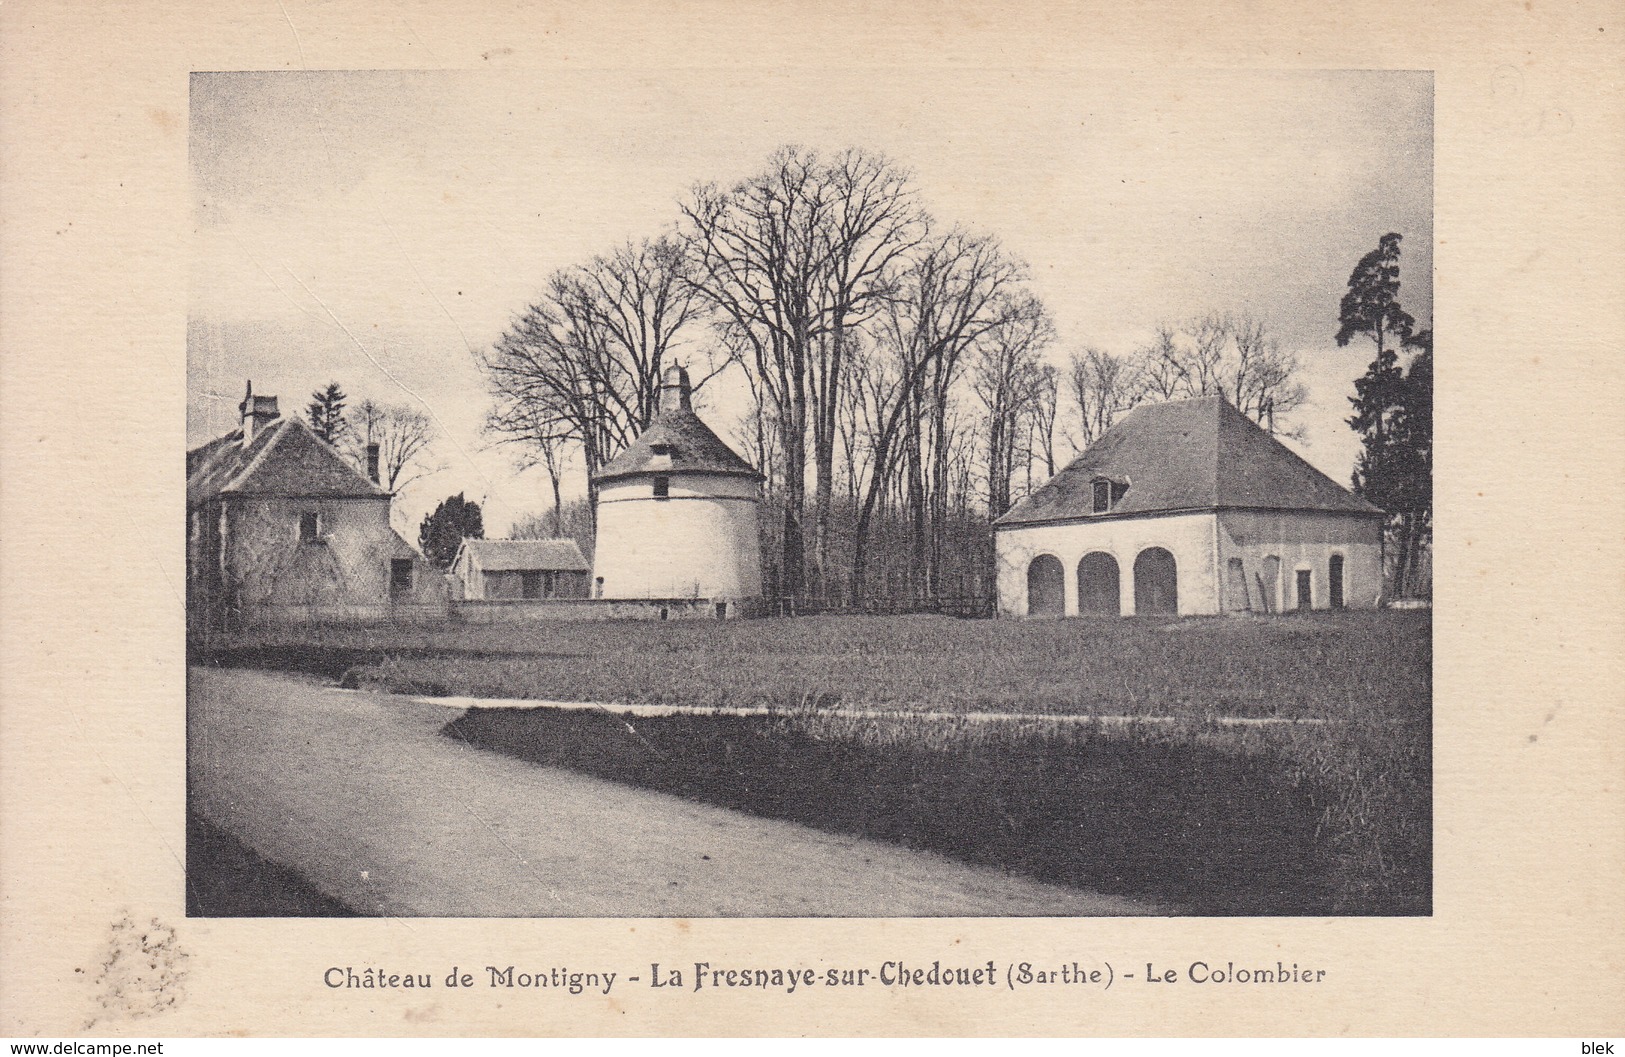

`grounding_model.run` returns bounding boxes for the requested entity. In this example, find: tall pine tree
[1338,234,1431,599]
[306,382,350,445]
